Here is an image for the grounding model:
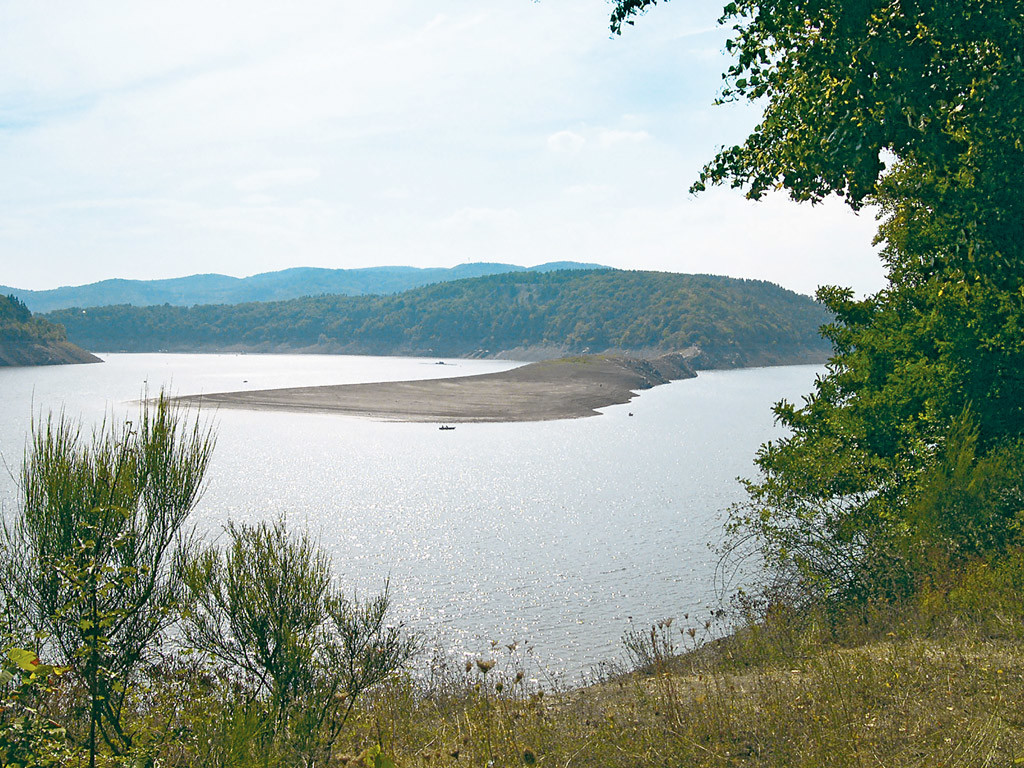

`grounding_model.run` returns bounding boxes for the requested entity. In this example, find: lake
[0,353,819,681]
